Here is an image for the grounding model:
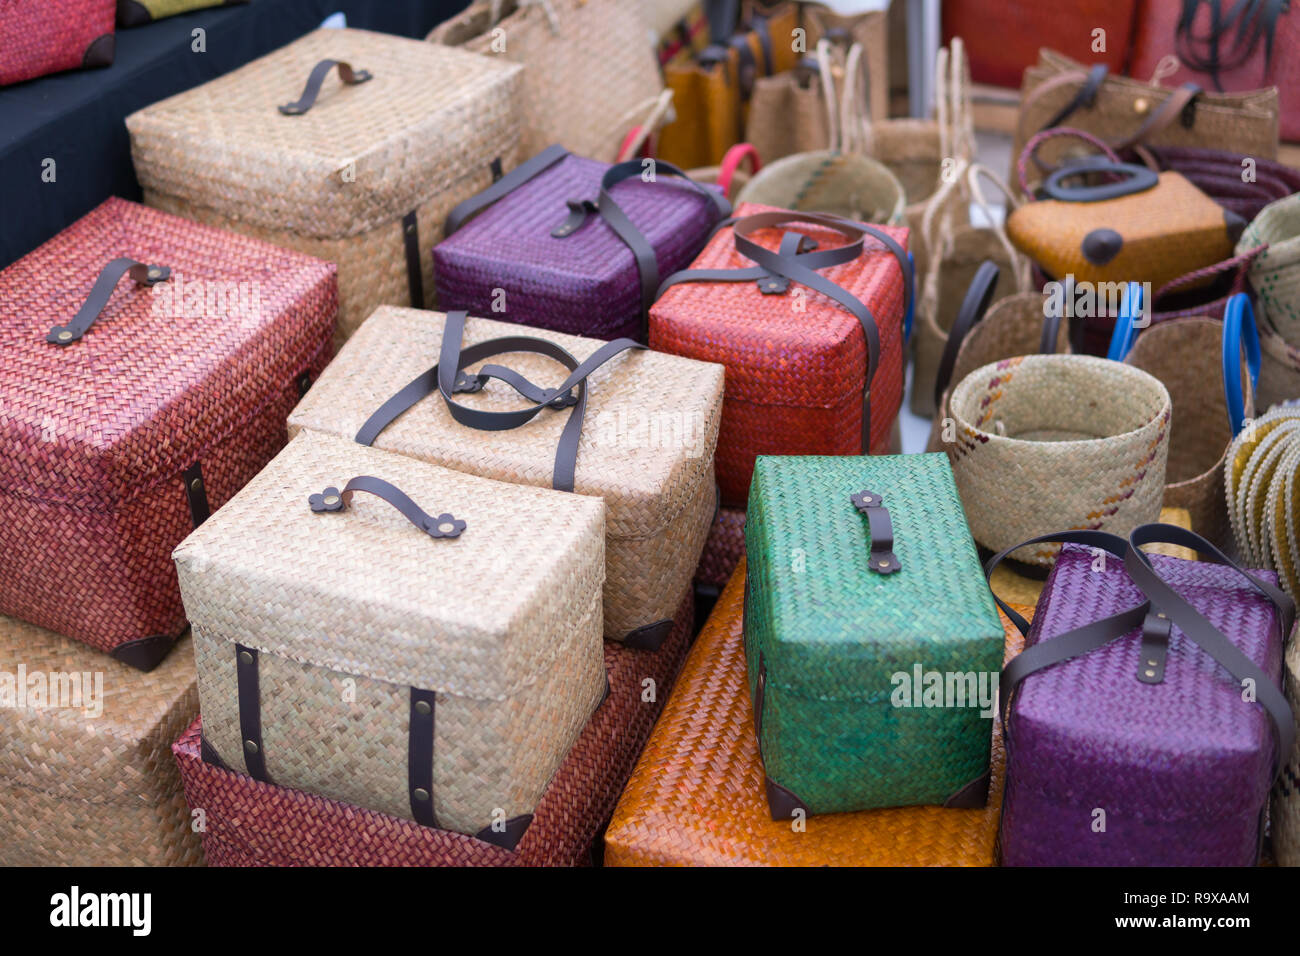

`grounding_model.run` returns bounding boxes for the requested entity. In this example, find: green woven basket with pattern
[743,453,1004,819]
